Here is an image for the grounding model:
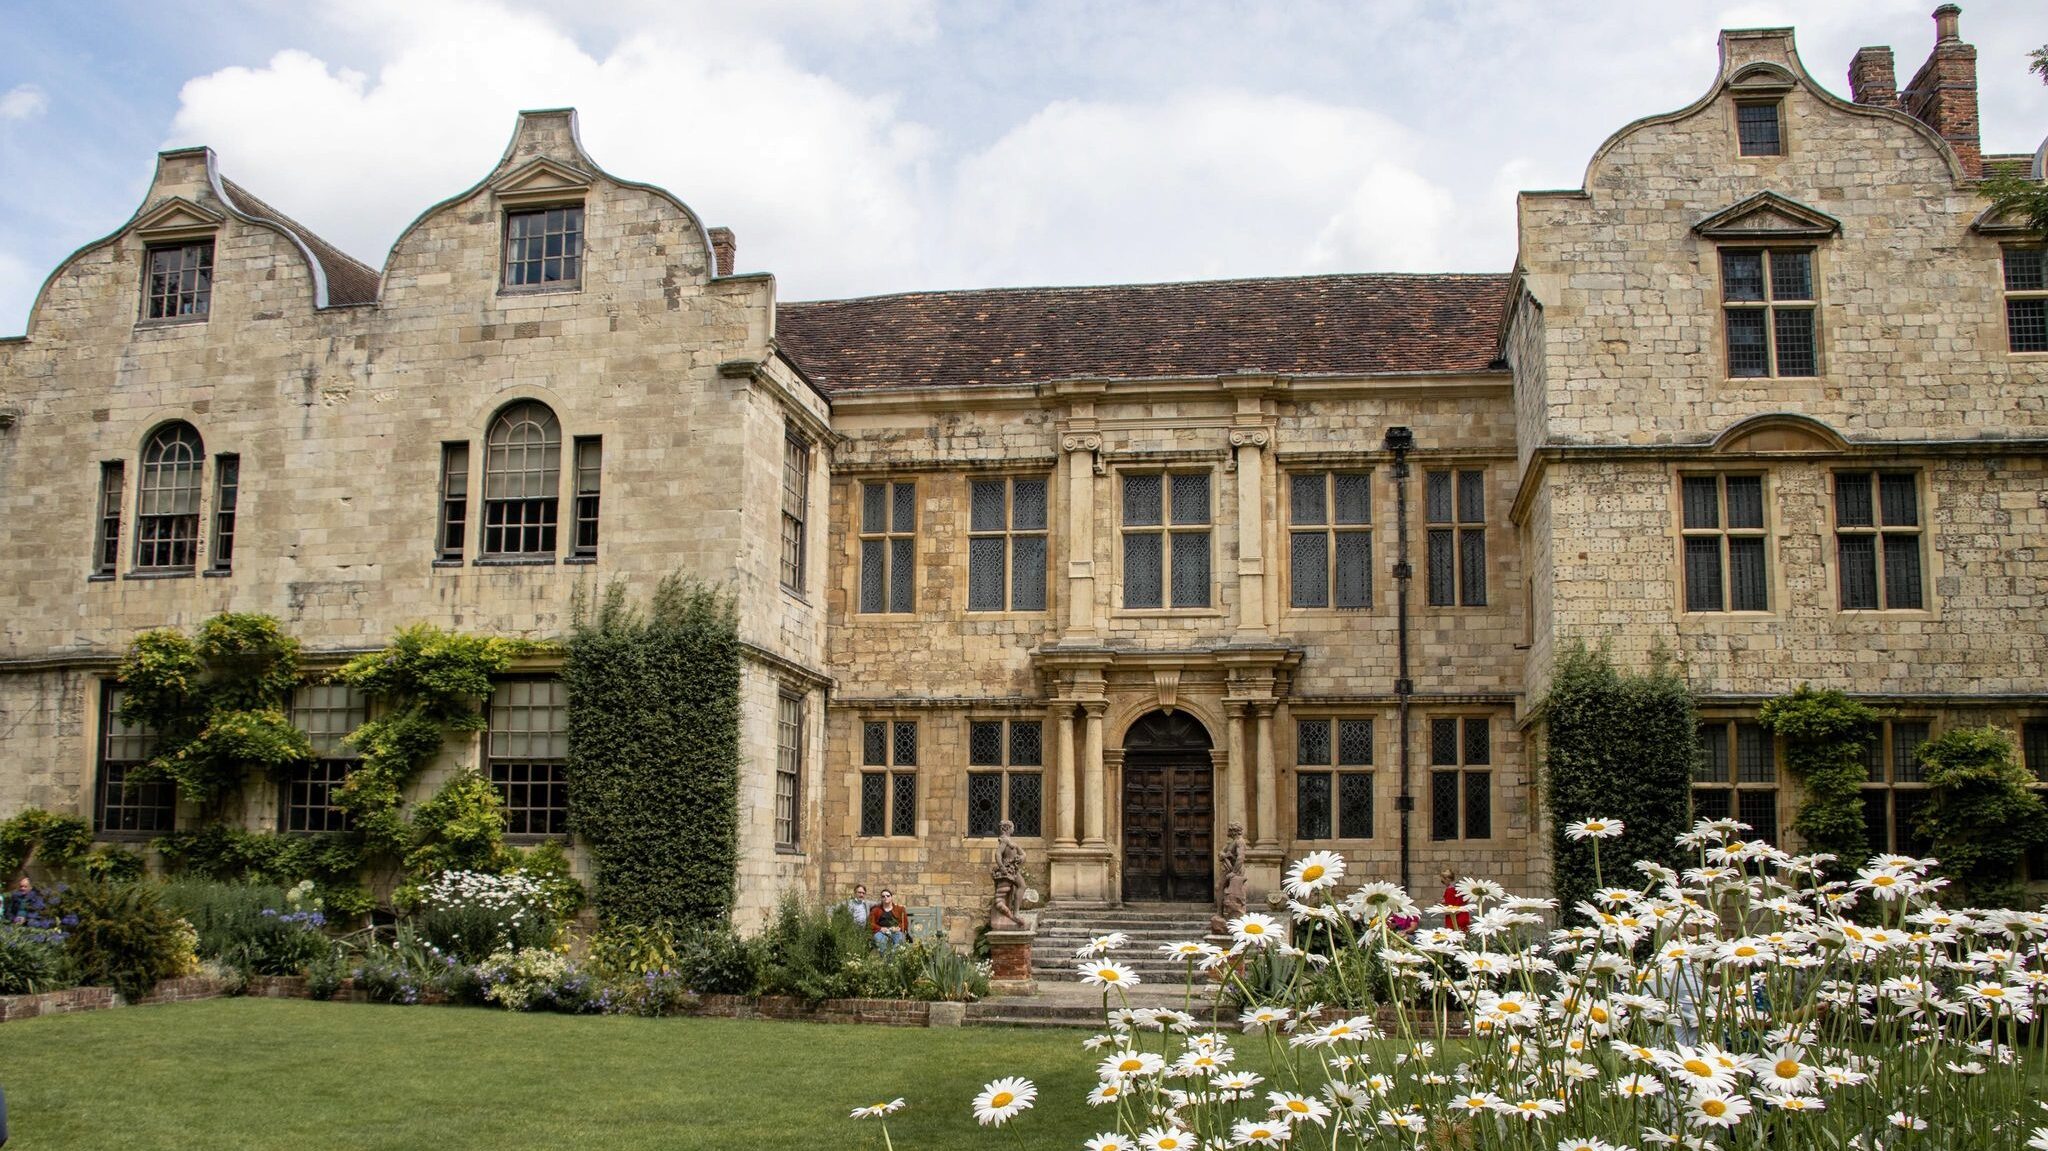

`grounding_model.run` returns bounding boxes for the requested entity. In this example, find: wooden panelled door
[1121,710,1214,903]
